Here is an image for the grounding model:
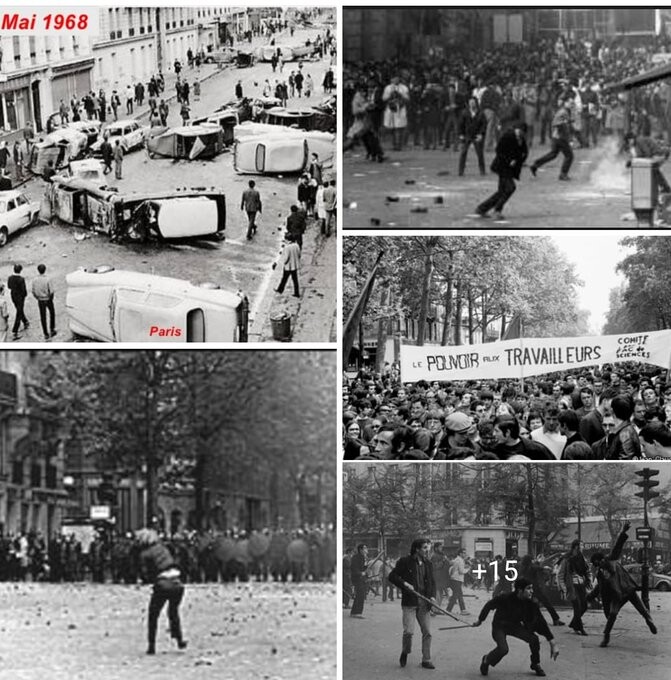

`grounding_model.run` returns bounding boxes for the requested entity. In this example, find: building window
[29,37,36,65]
[31,463,41,488]
[12,460,23,485]
[46,465,57,489]
[13,37,21,68]
[129,27,135,37]
[72,35,79,56]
